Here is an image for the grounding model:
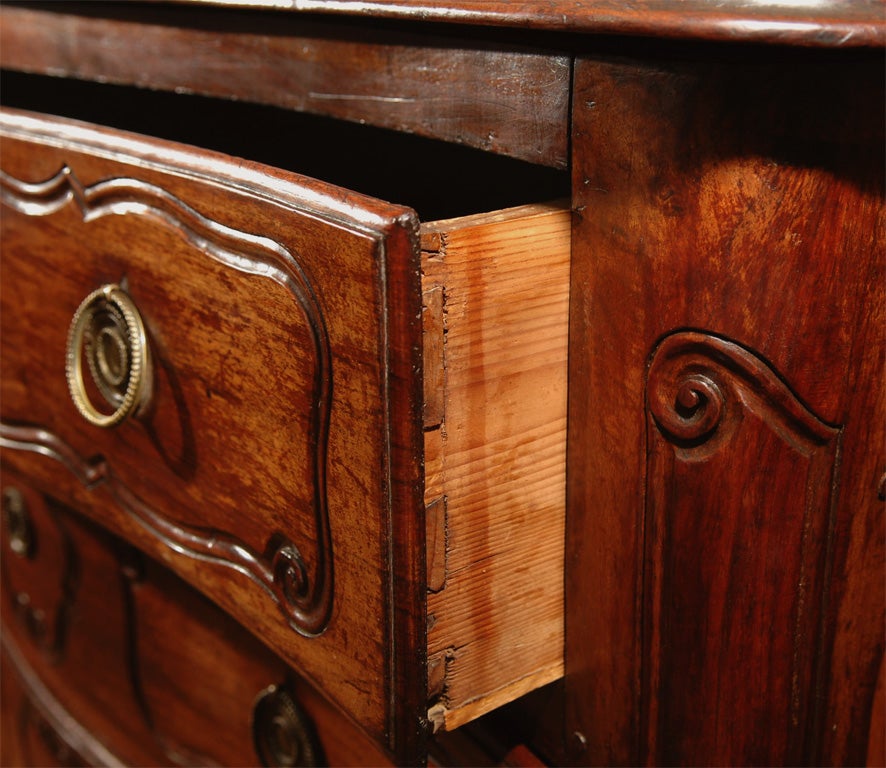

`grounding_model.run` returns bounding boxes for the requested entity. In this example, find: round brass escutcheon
[252,685,321,767]
[66,284,152,428]
[2,487,34,559]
